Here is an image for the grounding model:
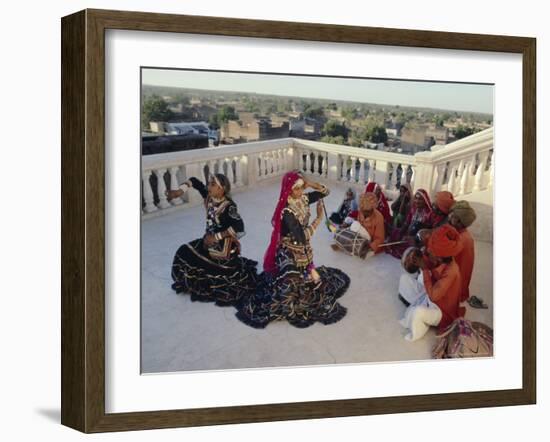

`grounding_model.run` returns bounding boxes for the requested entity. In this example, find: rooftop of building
[141,178,493,374]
